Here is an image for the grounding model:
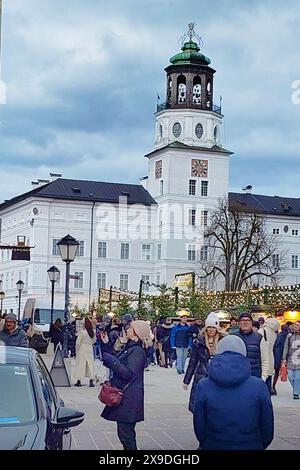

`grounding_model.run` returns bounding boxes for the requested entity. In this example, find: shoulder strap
[263,329,267,342]
[123,375,136,391]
